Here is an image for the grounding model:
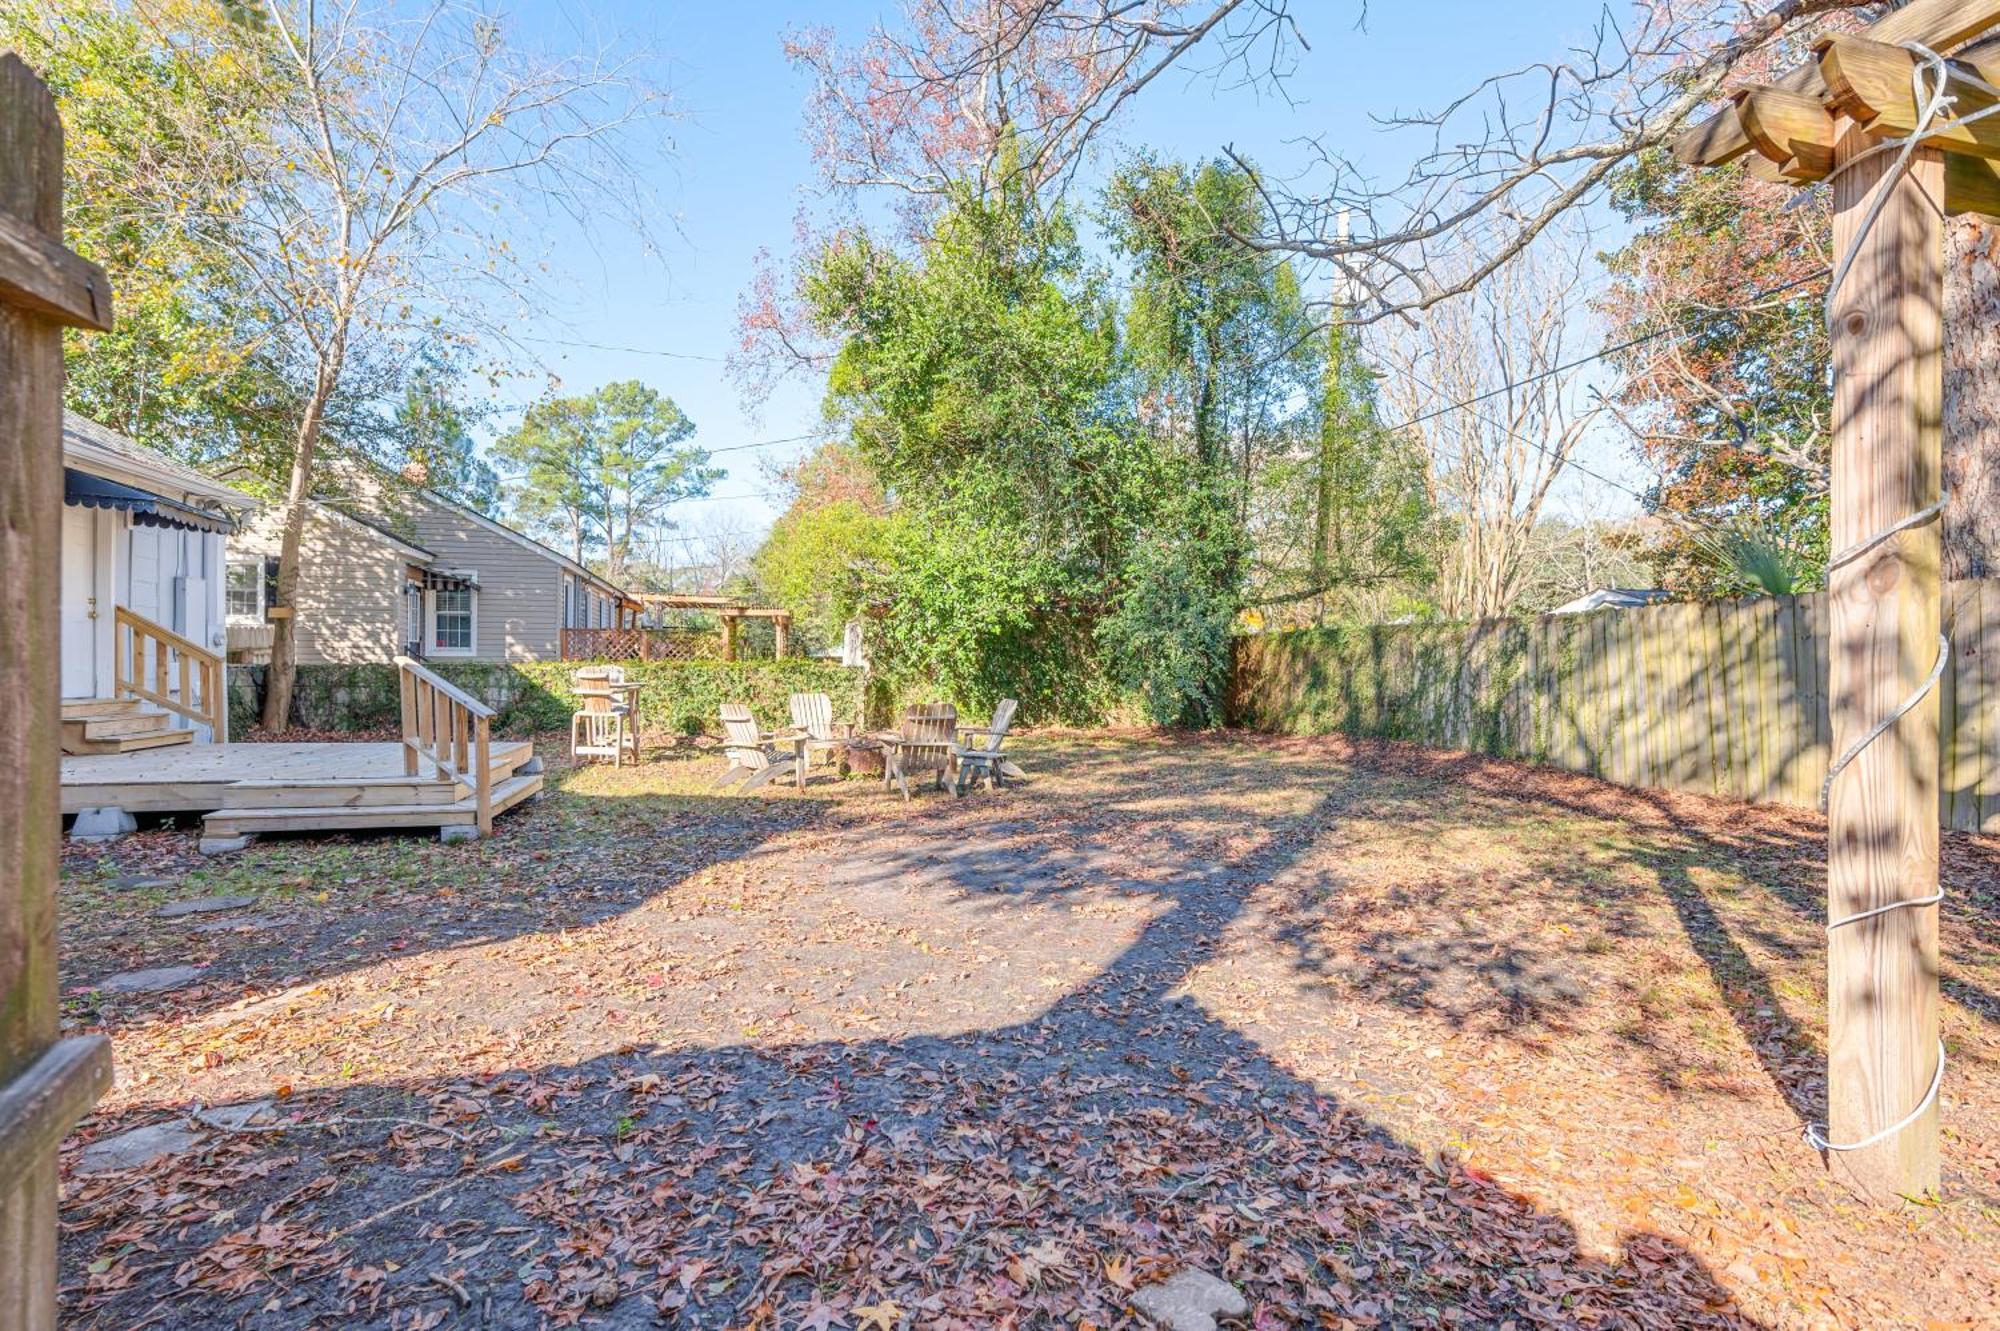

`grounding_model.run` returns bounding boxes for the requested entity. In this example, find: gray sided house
[230,481,635,664]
